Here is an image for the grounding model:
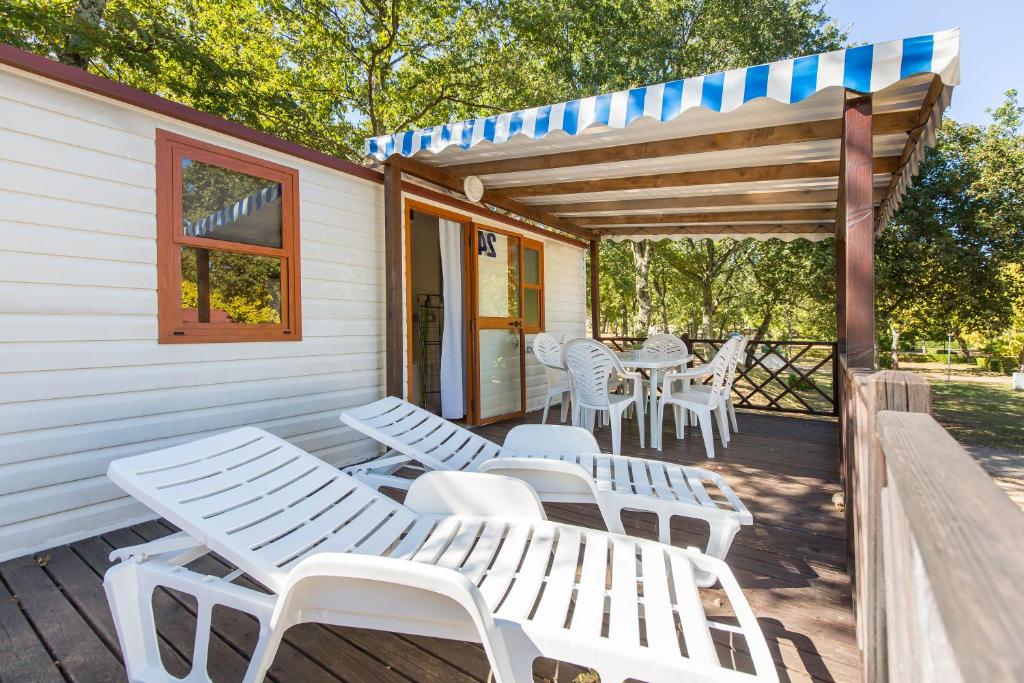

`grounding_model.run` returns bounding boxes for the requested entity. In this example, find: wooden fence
[600,335,837,416]
[839,358,1024,681]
